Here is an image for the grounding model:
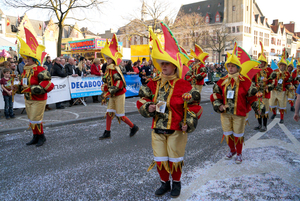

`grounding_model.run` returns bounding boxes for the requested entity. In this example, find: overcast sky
[2,0,299,35]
